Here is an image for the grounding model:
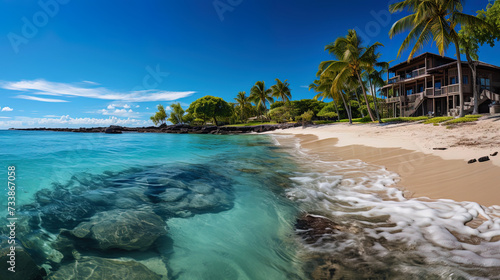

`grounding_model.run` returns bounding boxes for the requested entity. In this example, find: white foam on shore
[272,134,500,278]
